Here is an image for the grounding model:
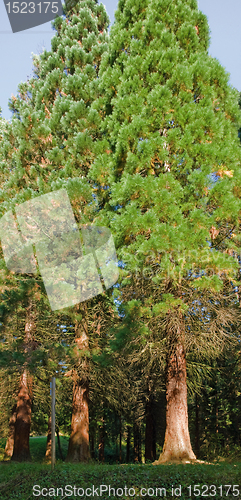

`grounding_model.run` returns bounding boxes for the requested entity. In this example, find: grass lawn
[0,437,241,499]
